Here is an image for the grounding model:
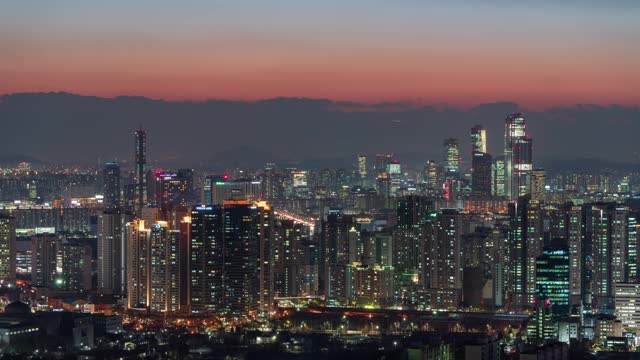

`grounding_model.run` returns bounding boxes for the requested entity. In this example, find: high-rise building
[444,138,460,179]
[97,210,124,295]
[154,170,193,208]
[509,196,543,308]
[103,162,121,209]
[221,200,260,315]
[134,128,147,215]
[504,113,533,200]
[357,155,368,185]
[189,205,224,313]
[614,283,640,333]
[471,125,487,154]
[0,214,16,281]
[31,234,60,288]
[472,152,493,196]
[566,205,583,307]
[492,157,506,197]
[321,208,360,304]
[530,169,546,202]
[424,160,439,189]
[57,240,92,292]
[206,177,262,205]
[536,245,570,318]
[397,195,434,229]
[126,219,181,312]
[429,209,463,295]
[255,201,274,314]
